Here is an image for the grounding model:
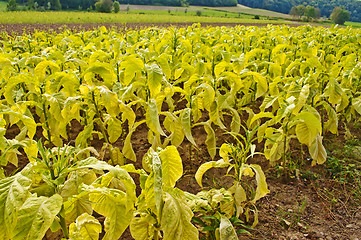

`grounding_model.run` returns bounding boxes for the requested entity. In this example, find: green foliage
[27,0,35,10]
[113,0,120,13]
[6,0,17,11]
[95,0,113,13]
[238,0,361,22]
[331,7,350,25]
